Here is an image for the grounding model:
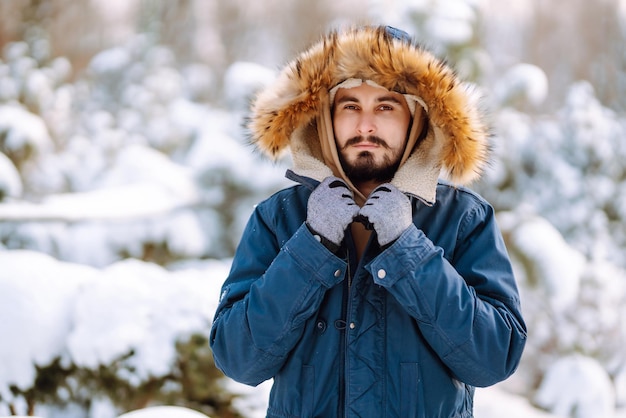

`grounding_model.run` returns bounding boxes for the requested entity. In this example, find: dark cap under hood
[247,25,490,204]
